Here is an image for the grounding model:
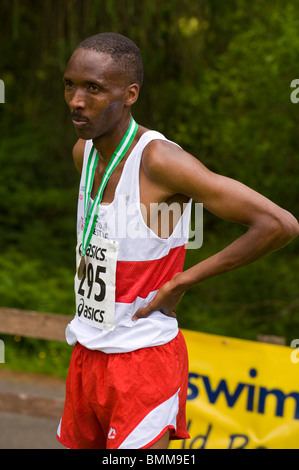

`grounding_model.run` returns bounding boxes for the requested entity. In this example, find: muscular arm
[133,140,299,319]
